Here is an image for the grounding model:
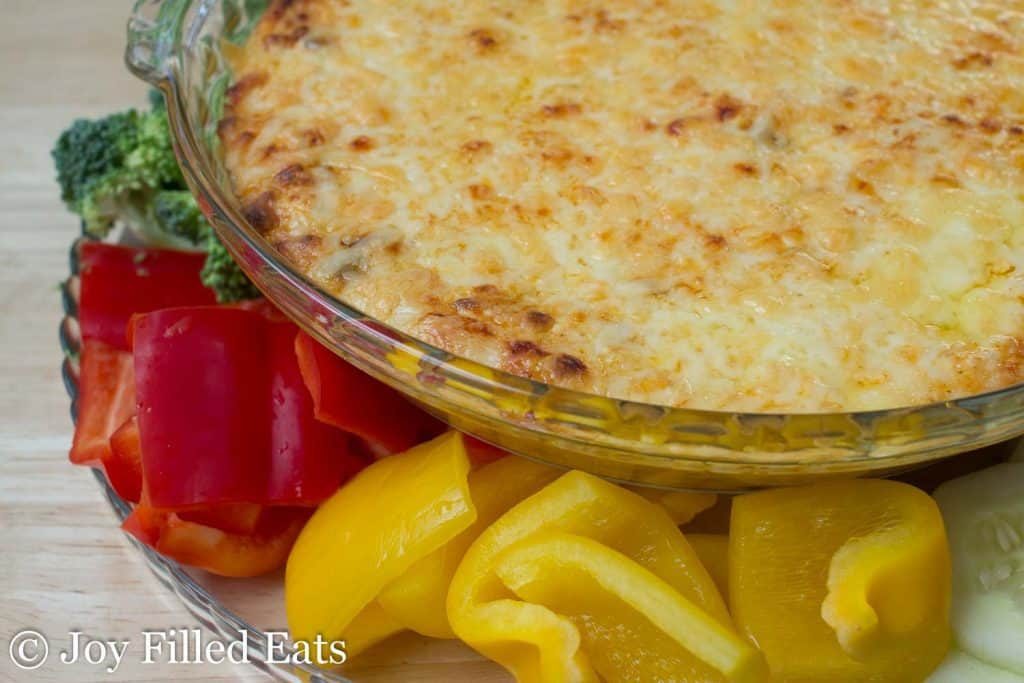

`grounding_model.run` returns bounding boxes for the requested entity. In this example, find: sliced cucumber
[927,650,1024,683]
[934,463,1024,674]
